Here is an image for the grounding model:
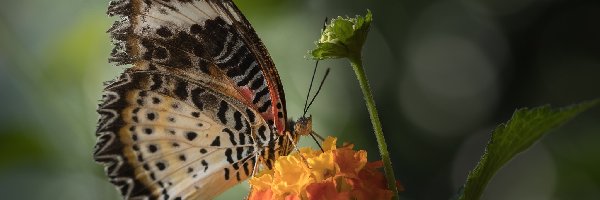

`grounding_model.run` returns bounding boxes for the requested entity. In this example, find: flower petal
[306,180,351,200]
[284,194,301,200]
[335,148,367,177]
[273,154,313,195]
[249,171,274,191]
[352,161,394,200]
[248,189,274,200]
[308,151,335,181]
[322,136,338,151]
